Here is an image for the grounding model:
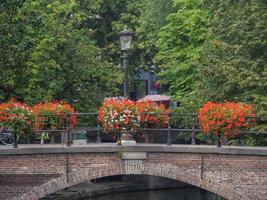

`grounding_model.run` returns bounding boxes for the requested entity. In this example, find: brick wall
[0,151,266,200]
[146,153,267,200]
